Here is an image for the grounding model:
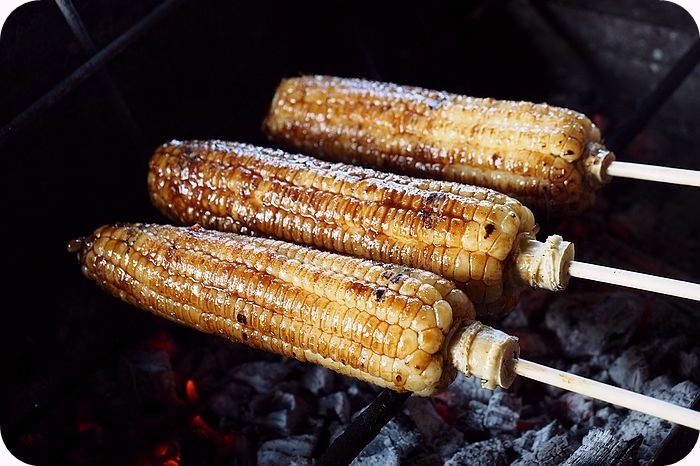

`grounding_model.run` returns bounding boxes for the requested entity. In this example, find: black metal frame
[0,0,184,147]
[2,1,699,464]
